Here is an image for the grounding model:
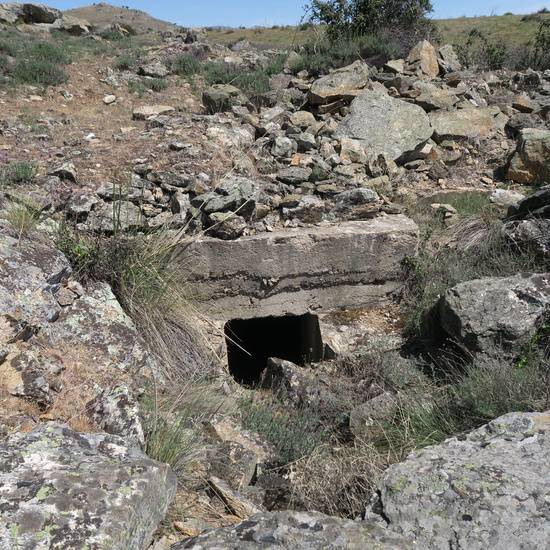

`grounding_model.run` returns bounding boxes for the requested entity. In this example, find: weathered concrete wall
[178,217,418,320]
